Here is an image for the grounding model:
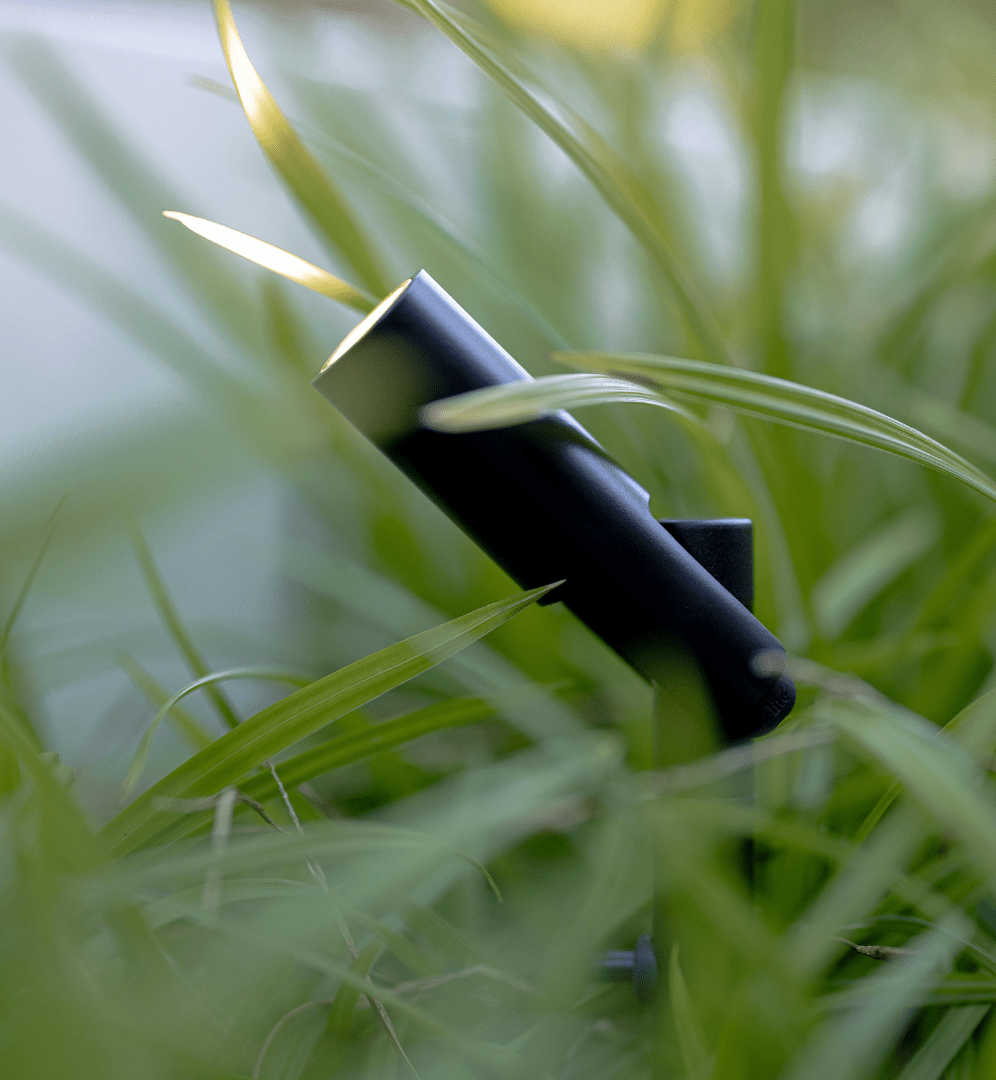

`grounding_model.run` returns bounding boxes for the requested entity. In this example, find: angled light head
[313,271,795,740]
